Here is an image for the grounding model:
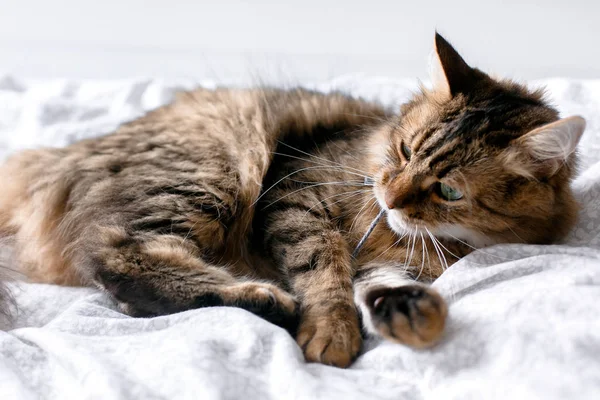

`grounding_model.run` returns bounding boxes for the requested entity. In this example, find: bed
[1,75,599,400]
